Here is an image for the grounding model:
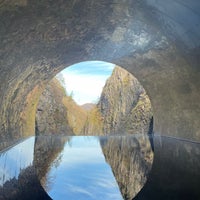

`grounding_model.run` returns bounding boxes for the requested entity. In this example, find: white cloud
[66,184,94,198]
[61,69,112,105]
